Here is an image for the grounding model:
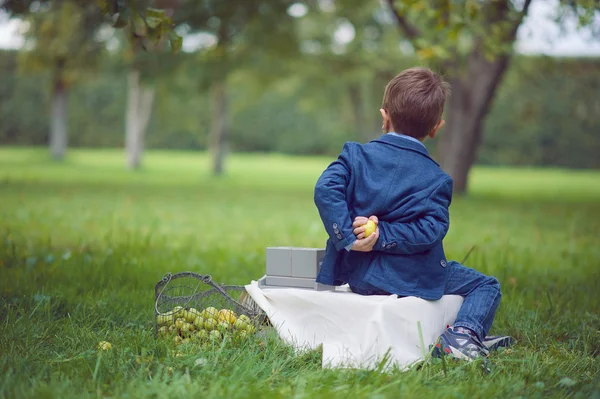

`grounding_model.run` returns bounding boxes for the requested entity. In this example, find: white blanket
[245,281,463,370]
